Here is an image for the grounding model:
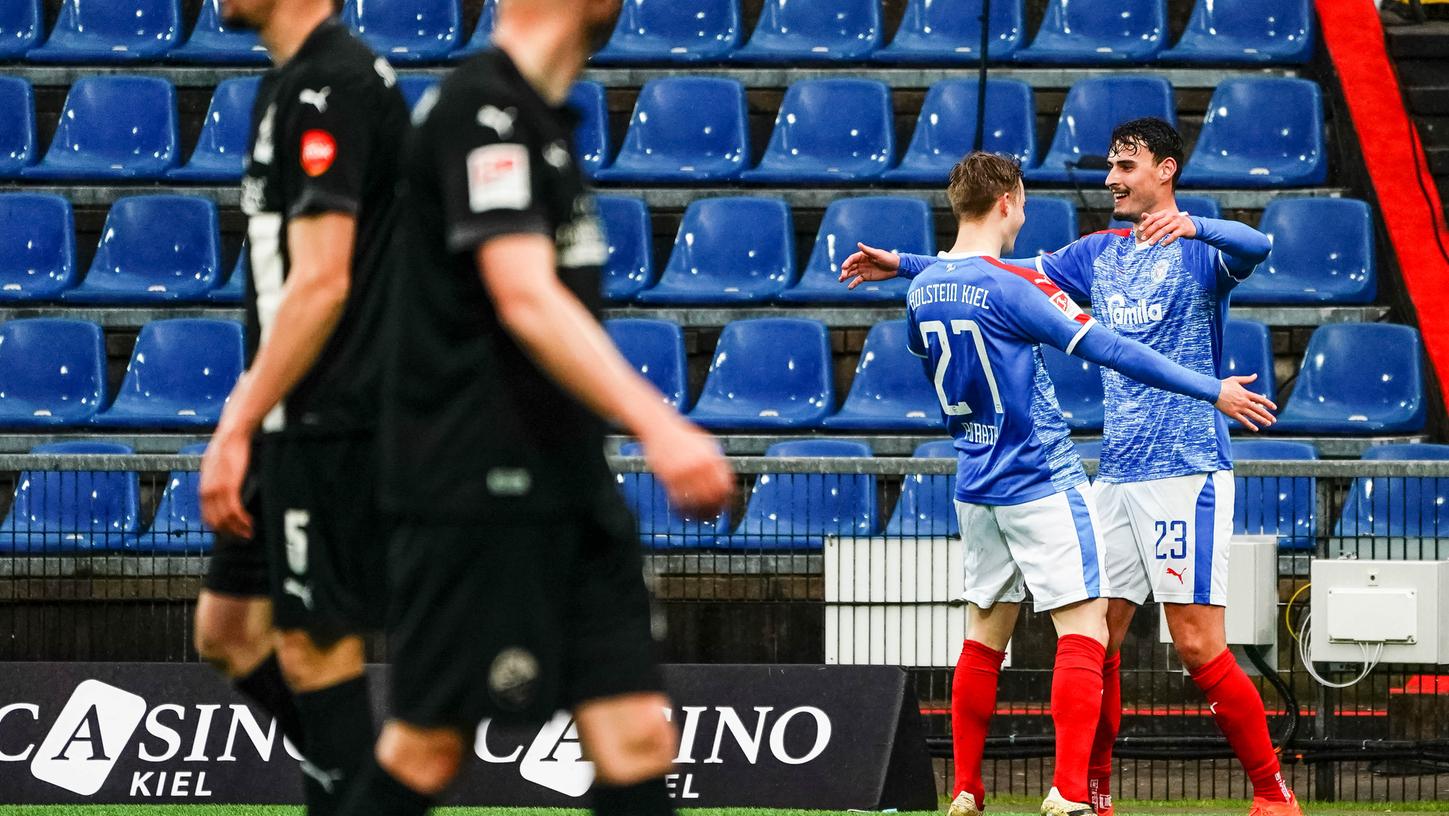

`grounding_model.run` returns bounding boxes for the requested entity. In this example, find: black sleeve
[278,73,377,219]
